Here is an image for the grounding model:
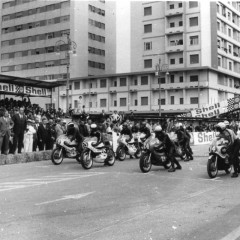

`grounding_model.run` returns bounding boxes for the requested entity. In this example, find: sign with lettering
[0,83,51,97]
